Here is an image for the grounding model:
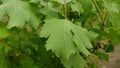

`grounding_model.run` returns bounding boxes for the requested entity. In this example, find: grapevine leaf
[86,31,99,41]
[109,13,120,28]
[70,0,83,14]
[40,8,62,19]
[19,58,38,68]
[0,24,9,39]
[94,50,109,61]
[72,26,92,55]
[51,0,72,4]
[40,19,96,59]
[104,44,114,53]
[0,0,40,29]
[107,28,120,45]
[0,5,6,20]
[40,19,76,59]
[105,0,120,13]
[0,44,11,68]
[30,0,40,3]
[61,53,86,68]
[73,53,86,68]
[81,0,93,13]
[0,46,7,68]
[70,0,93,14]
